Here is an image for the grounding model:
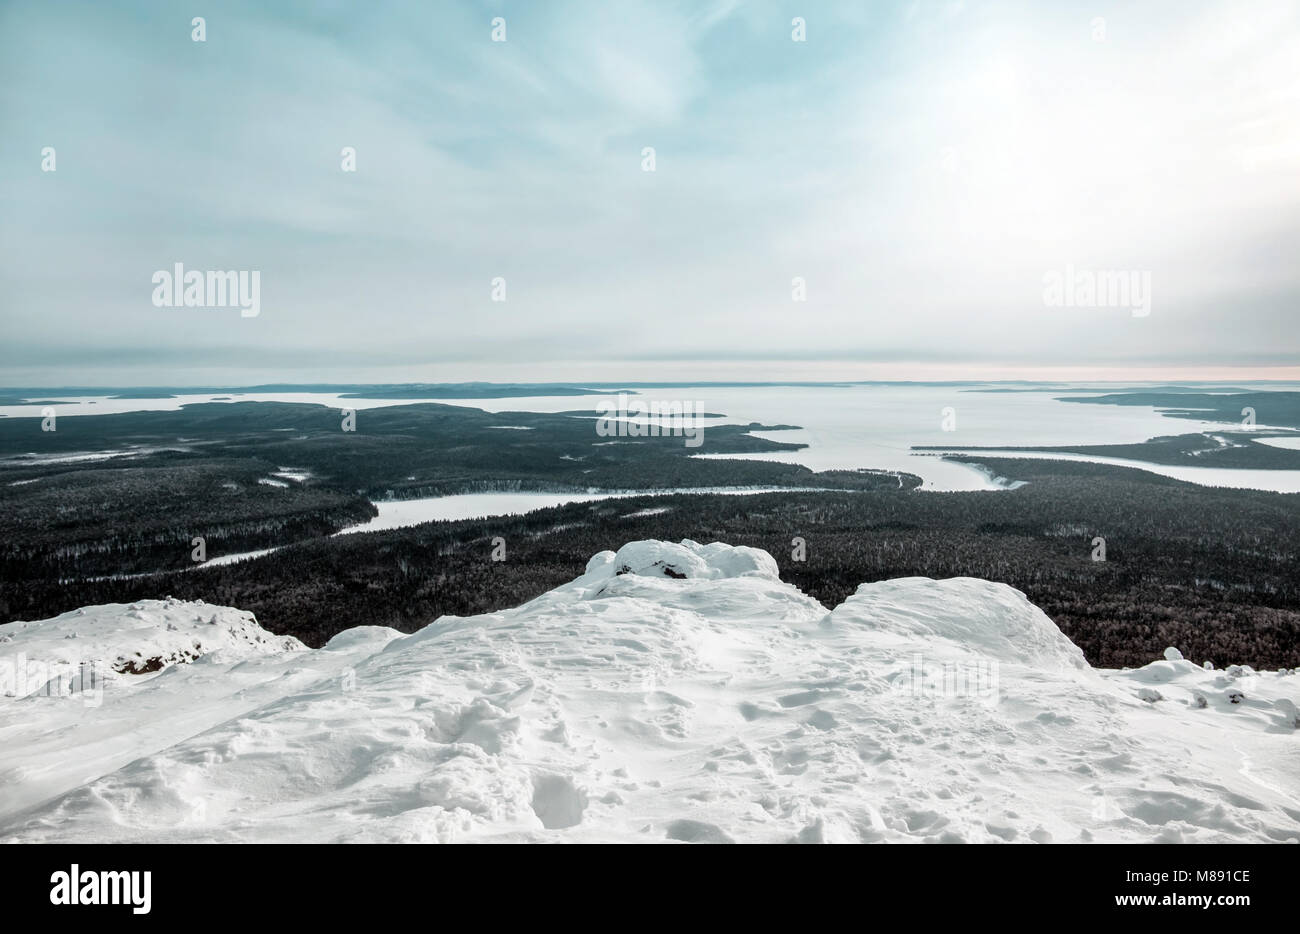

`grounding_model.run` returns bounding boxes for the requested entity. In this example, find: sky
[1,0,1298,386]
